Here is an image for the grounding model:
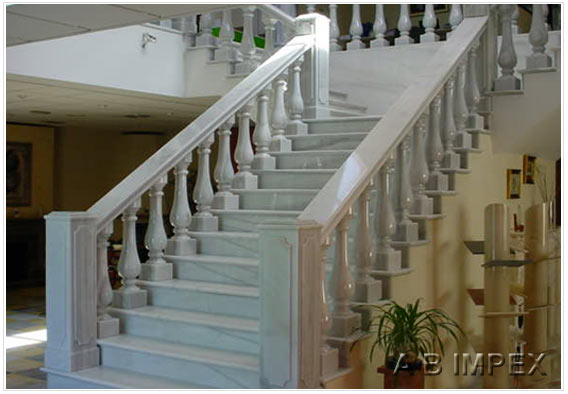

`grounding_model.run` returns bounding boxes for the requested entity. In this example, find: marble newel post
[347,4,365,50]
[233,101,259,189]
[320,237,339,376]
[329,4,342,51]
[371,4,389,48]
[252,89,276,170]
[191,134,219,231]
[141,175,173,281]
[421,4,439,43]
[286,56,308,135]
[113,199,147,309]
[270,73,292,152]
[394,135,419,242]
[527,3,552,70]
[426,93,448,191]
[410,113,434,215]
[464,43,485,130]
[395,4,414,45]
[97,224,119,338]
[212,116,239,209]
[494,4,521,91]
